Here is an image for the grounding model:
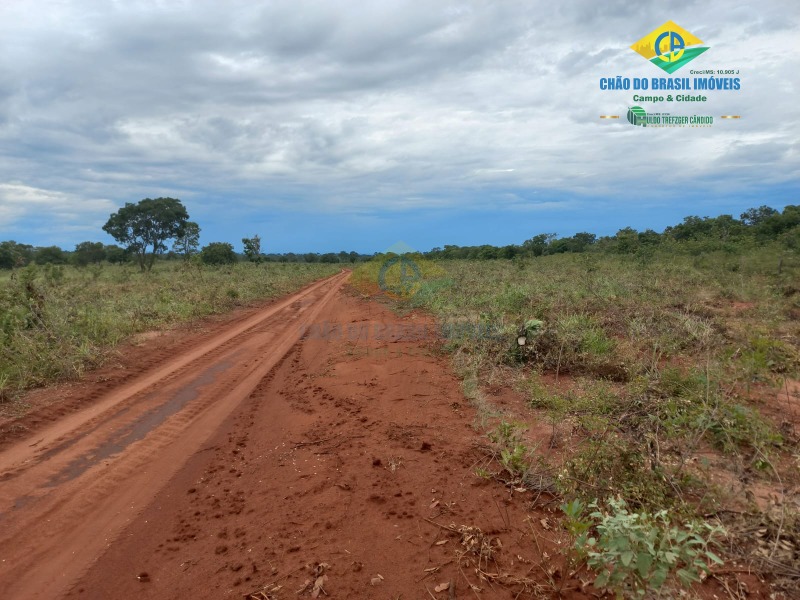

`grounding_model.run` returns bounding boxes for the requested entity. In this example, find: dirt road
[0,273,565,600]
